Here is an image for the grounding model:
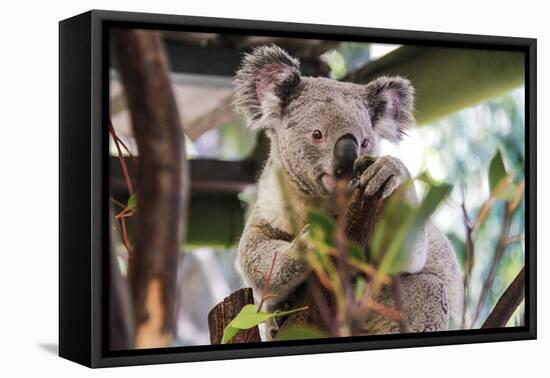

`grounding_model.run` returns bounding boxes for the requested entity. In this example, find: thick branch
[349,46,524,125]
[208,288,261,344]
[113,29,189,348]
[482,267,525,329]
